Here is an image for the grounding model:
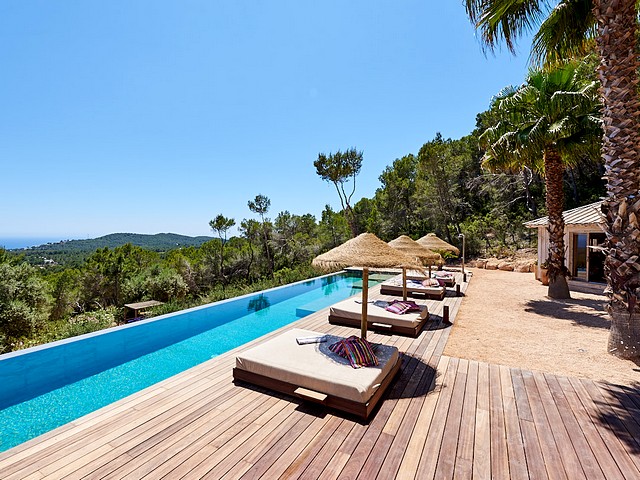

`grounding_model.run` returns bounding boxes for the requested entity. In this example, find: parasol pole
[402,266,407,301]
[361,267,369,339]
